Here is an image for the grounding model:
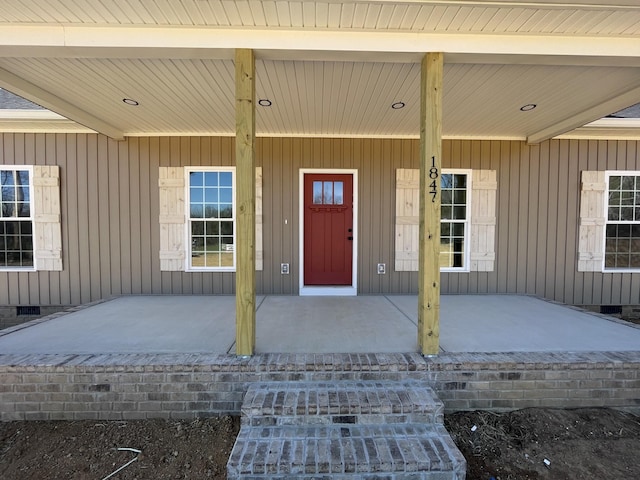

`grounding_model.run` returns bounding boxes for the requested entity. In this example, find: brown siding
[0,134,638,306]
